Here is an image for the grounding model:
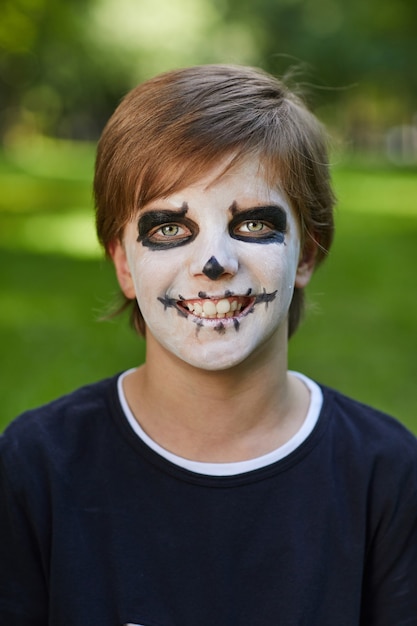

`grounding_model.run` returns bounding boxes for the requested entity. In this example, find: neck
[123,332,309,463]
